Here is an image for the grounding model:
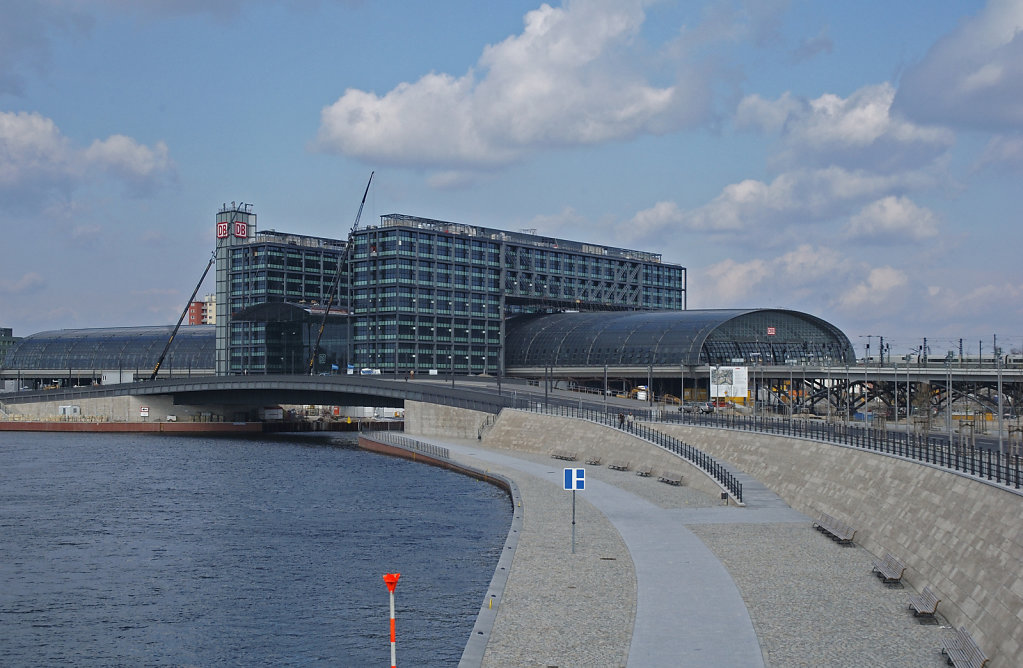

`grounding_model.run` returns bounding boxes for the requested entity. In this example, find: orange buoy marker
[383,573,401,668]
